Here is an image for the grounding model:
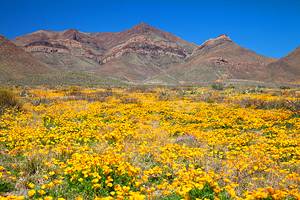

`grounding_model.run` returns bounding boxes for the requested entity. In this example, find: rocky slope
[0,35,51,83]
[266,47,300,83]
[149,34,276,84]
